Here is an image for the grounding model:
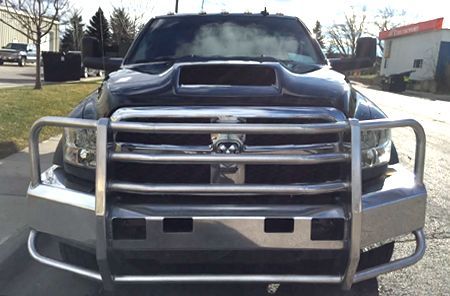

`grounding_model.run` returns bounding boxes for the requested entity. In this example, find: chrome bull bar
[28,229,426,284]
[28,116,426,290]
